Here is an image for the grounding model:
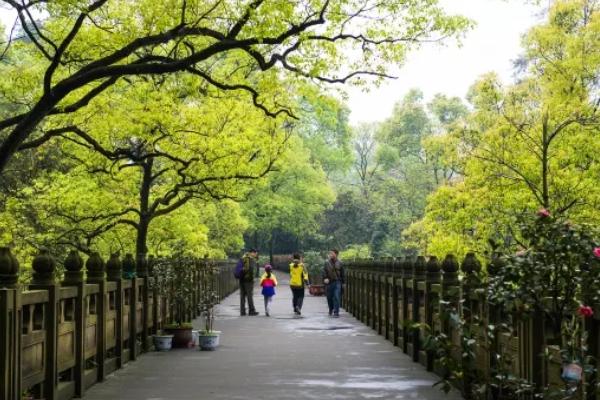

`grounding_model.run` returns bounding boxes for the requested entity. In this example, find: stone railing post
[366,258,376,329]
[461,252,482,398]
[148,255,159,336]
[0,247,20,400]
[412,256,426,363]
[121,254,138,360]
[29,249,59,400]
[424,255,441,371]
[392,257,401,347]
[383,257,394,341]
[86,252,107,379]
[441,254,461,384]
[136,254,150,352]
[106,253,125,368]
[61,250,85,397]
[357,258,366,323]
[401,256,413,354]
